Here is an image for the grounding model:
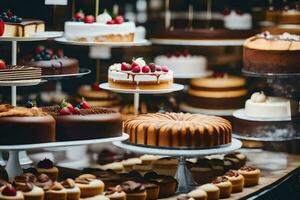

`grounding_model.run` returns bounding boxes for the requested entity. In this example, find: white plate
[233,109,292,122]
[55,37,151,47]
[174,71,213,79]
[99,83,184,94]
[0,133,128,151]
[42,68,91,80]
[151,38,245,46]
[0,79,43,86]
[113,138,242,157]
[0,31,63,41]
[179,103,235,116]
